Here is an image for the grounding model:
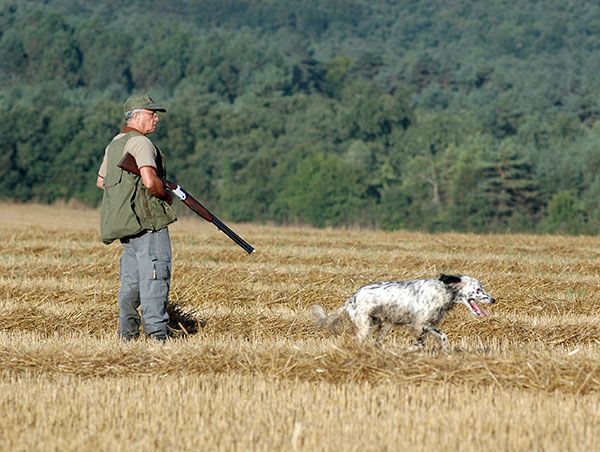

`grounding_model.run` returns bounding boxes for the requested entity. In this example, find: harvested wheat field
[0,202,598,451]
